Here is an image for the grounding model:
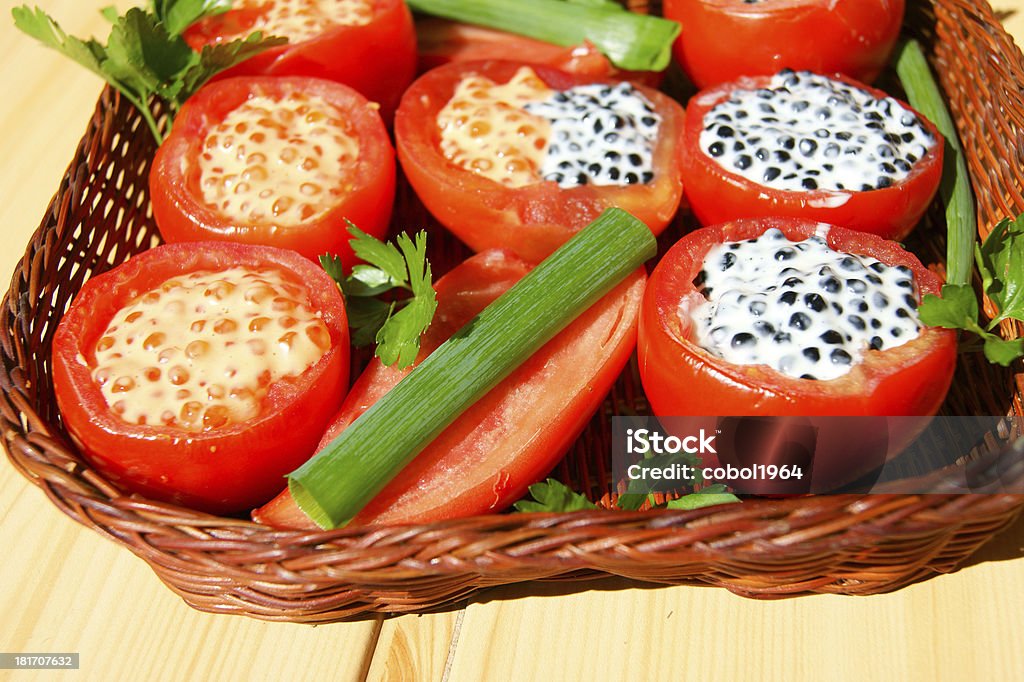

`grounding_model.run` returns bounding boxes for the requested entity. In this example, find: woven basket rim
[2,0,1024,619]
